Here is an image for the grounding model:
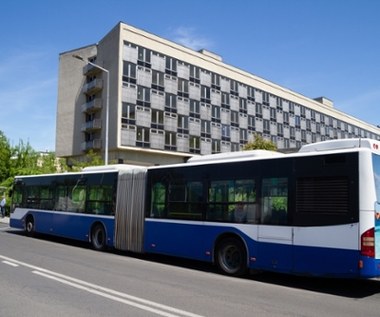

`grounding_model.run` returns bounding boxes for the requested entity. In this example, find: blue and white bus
[10,138,380,278]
